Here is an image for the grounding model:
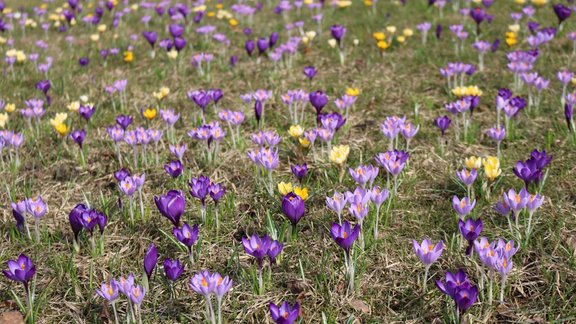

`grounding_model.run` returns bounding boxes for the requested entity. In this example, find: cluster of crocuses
[0,130,25,167]
[494,187,544,243]
[188,121,226,165]
[242,234,283,295]
[439,62,476,90]
[187,88,223,123]
[374,149,410,195]
[218,109,245,148]
[189,270,233,324]
[441,94,479,144]
[96,274,146,324]
[68,203,108,253]
[474,238,519,304]
[11,195,47,241]
[116,169,146,224]
[107,121,163,168]
[189,174,226,227]
[380,115,419,152]
[247,131,280,195]
[513,149,553,190]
